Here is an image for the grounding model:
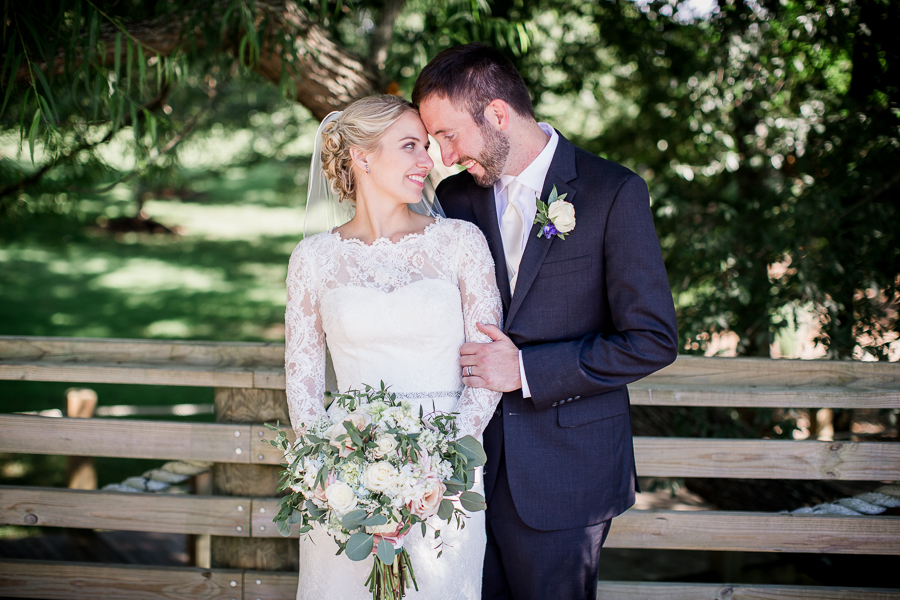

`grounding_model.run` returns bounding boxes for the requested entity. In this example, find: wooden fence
[0,335,898,599]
